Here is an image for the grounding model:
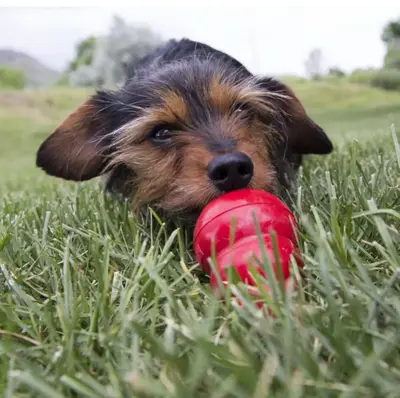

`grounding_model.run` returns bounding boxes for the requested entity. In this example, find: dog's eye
[149,125,175,144]
[154,128,171,140]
